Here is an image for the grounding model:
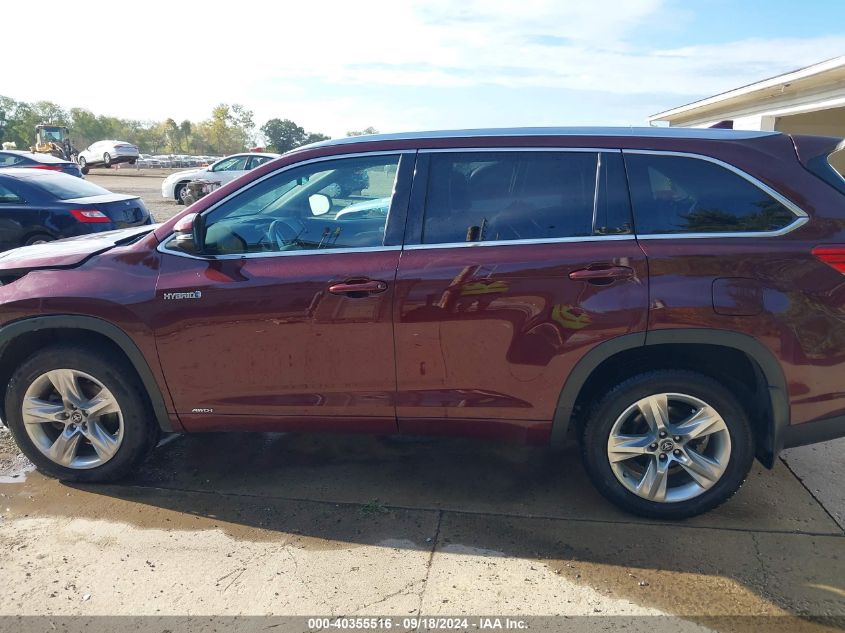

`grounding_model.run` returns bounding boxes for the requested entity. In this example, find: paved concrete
[783,438,845,531]
[0,428,843,629]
